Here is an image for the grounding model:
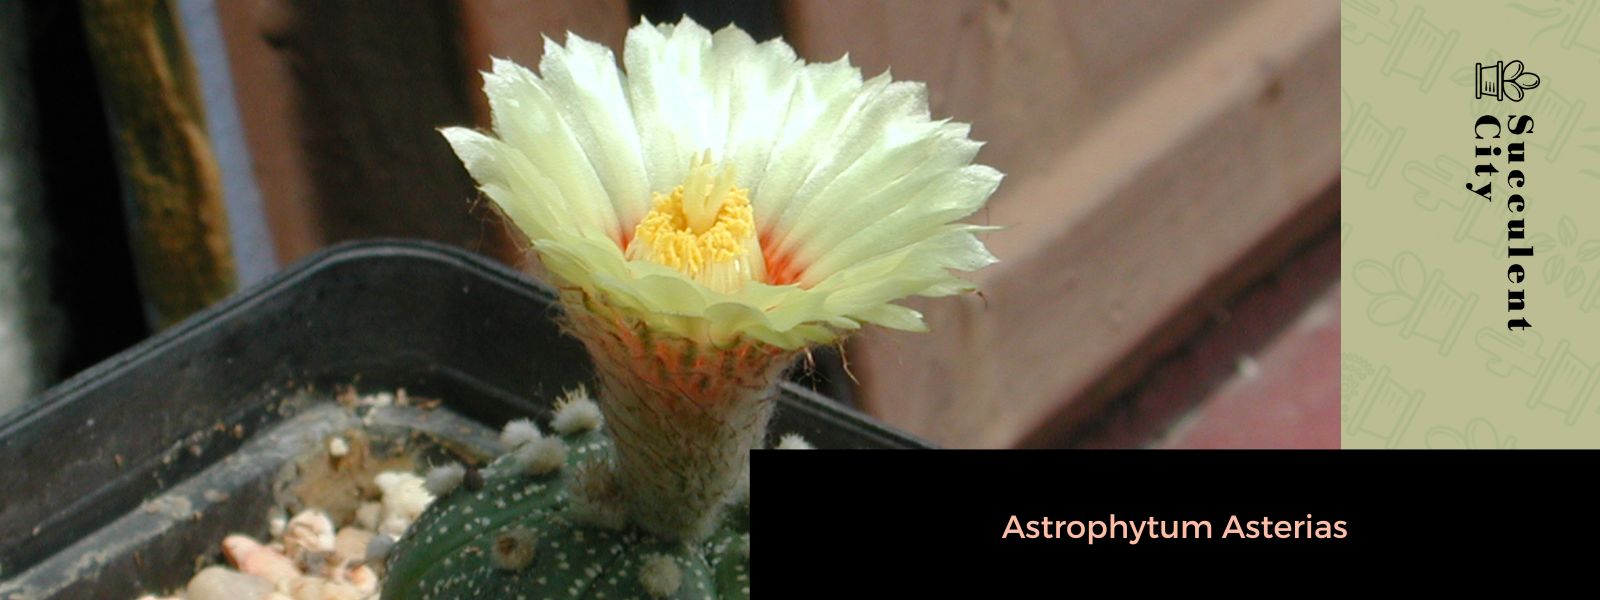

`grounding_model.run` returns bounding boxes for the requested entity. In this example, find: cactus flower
[437,17,998,543]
